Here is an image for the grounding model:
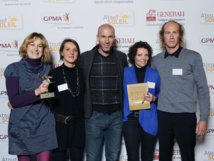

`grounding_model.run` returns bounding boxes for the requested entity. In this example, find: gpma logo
[0,15,22,29]
[200,12,214,24]
[0,134,8,142]
[102,12,134,26]
[200,36,214,46]
[42,13,71,24]
[0,40,19,51]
